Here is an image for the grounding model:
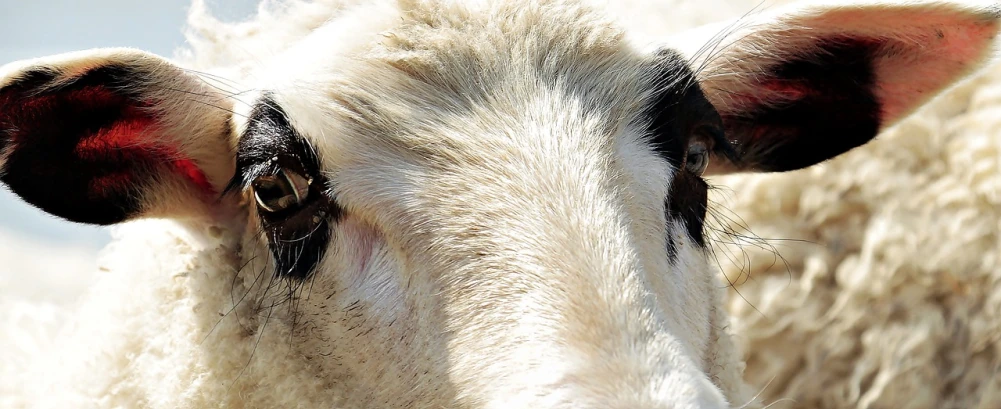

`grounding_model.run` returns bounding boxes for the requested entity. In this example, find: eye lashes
[226,94,322,195]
